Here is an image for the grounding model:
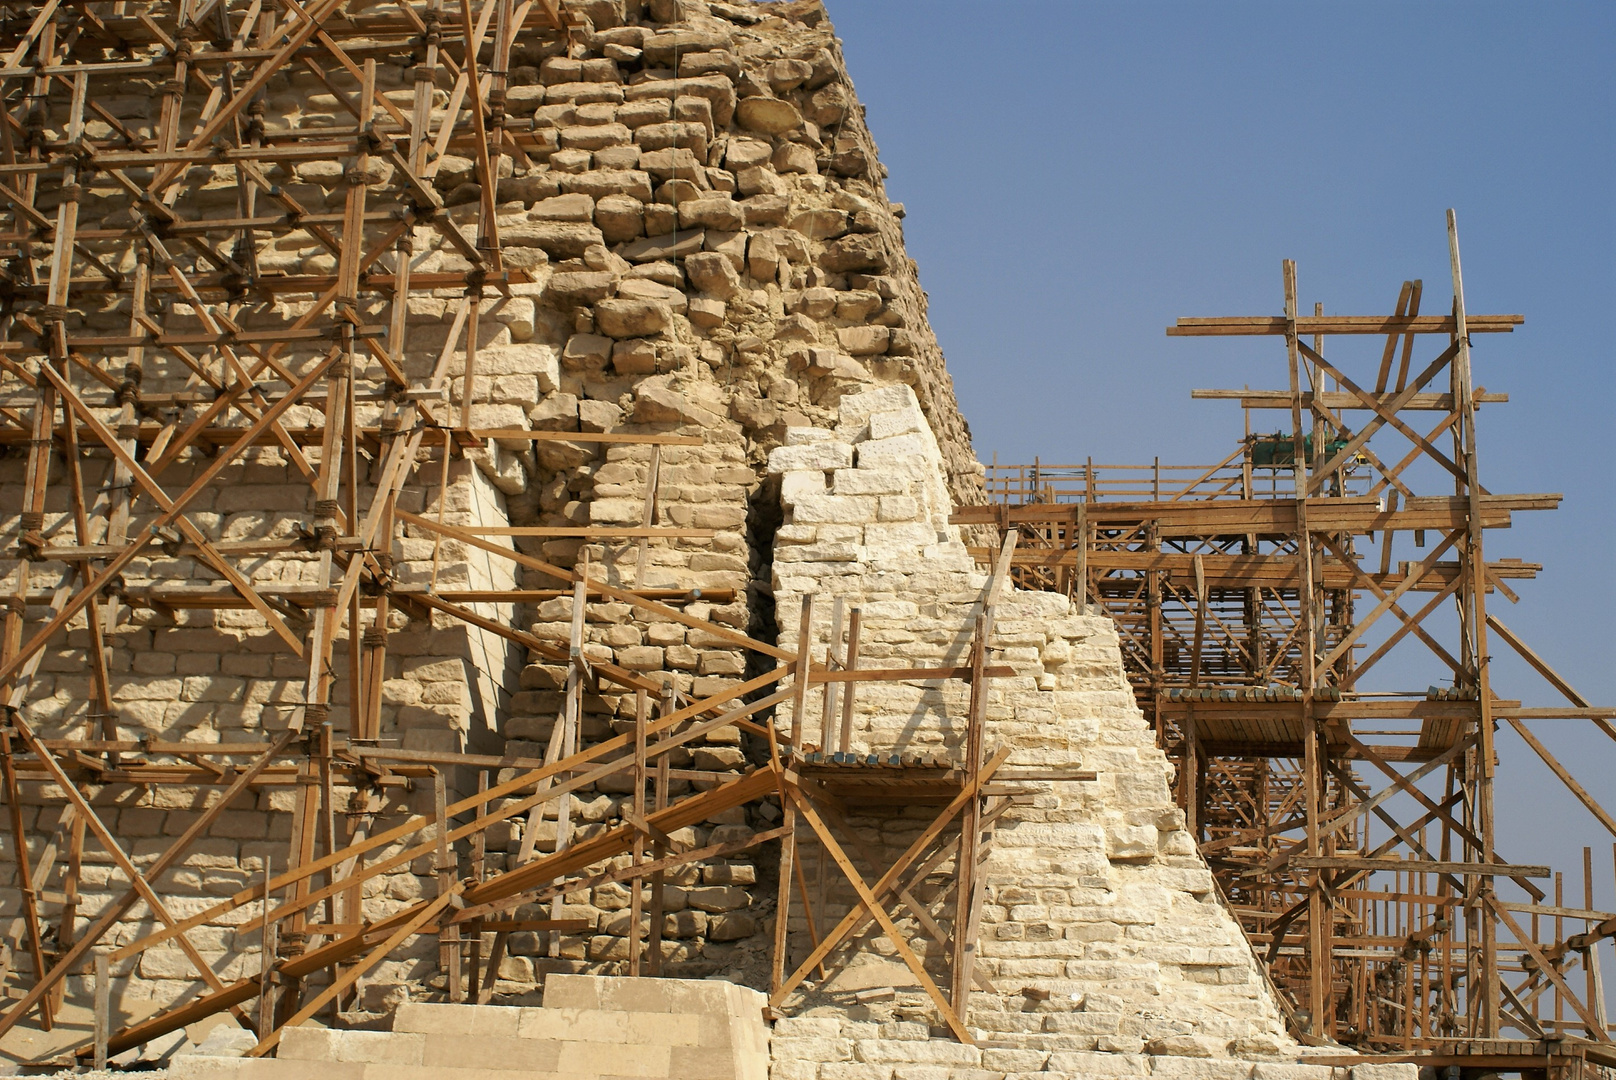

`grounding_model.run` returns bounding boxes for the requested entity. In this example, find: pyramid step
[274,1027,337,1061]
[170,1059,366,1080]
[278,1027,427,1065]
[542,974,739,1015]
